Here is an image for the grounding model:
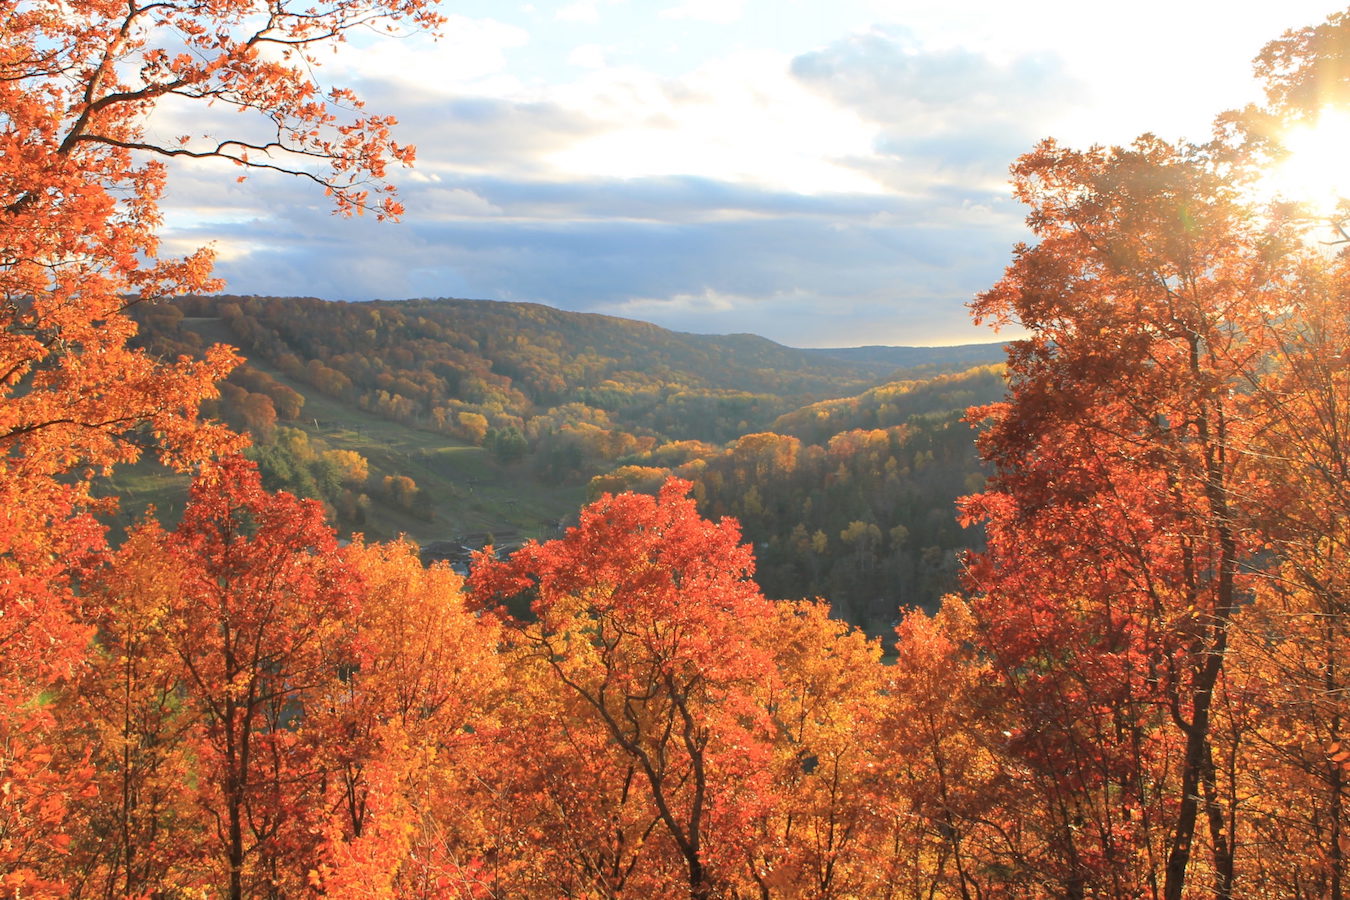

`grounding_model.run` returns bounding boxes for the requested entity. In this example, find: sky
[155,0,1348,348]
